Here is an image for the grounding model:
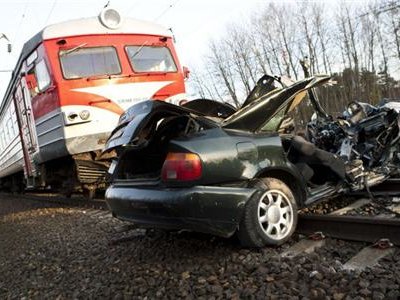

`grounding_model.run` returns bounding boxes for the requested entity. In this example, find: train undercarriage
[0,150,112,199]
